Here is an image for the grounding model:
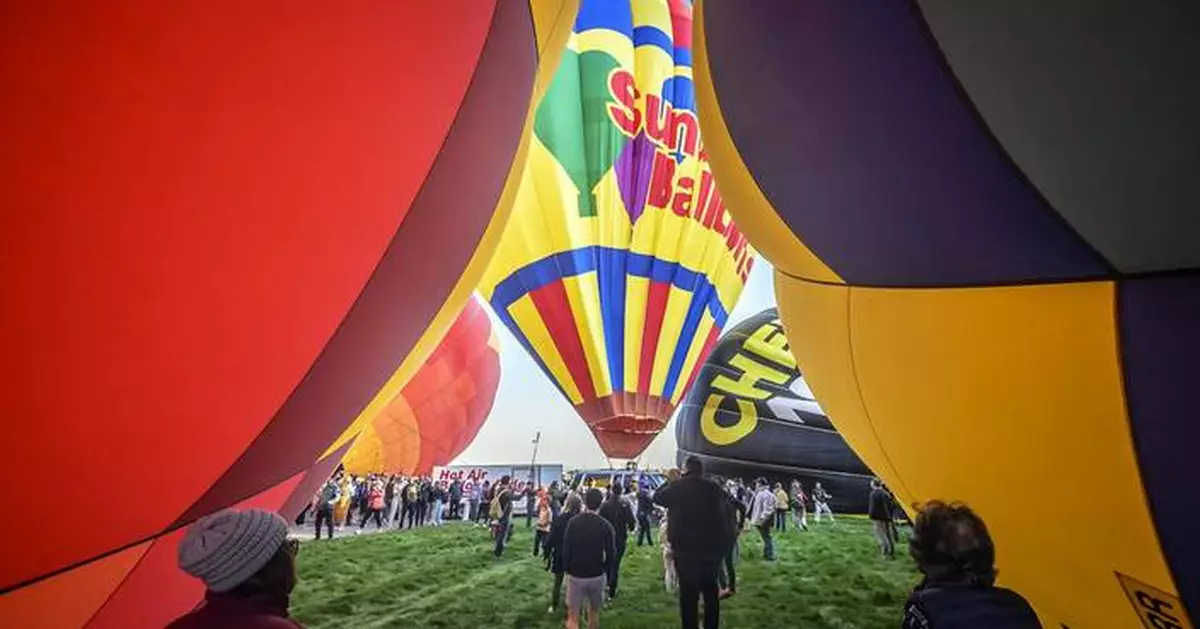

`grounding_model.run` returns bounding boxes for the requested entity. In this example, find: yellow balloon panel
[778,272,1177,629]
